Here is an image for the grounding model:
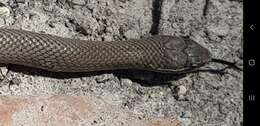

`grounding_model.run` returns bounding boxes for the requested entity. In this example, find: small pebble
[95,74,114,83]
[0,3,10,18]
[174,85,188,100]
[124,29,140,39]
[0,67,8,76]
[120,78,132,86]
[0,67,8,80]
[159,91,164,96]
[176,85,187,95]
